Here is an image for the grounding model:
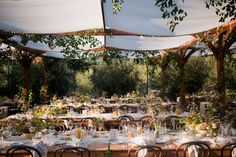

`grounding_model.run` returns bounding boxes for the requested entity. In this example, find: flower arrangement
[34,105,66,117]
[12,116,48,134]
[94,117,105,131]
[181,105,220,137]
[148,102,167,136]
